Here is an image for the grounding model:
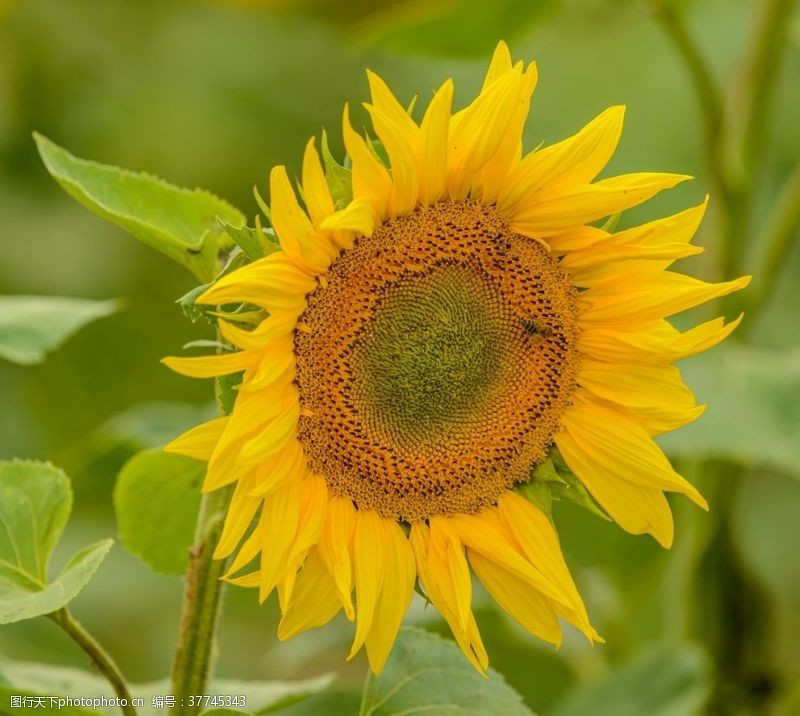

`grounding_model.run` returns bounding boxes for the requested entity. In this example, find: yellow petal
[364,521,416,674]
[246,438,306,497]
[416,79,453,206]
[580,272,751,325]
[214,476,261,560]
[349,510,386,659]
[578,359,696,410]
[318,496,357,620]
[481,41,513,90]
[164,416,228,460]
[497,493,593,634]
[556,427,675,547]
[563,393,707,508]
[279,473,328,609]
[428,517,472,636]
[669,313,744,358]
[270,166,335,274]
[365,102,419,216]
[277,548,341,640]
[217,311,298,351]
[472,61,538,204]
[242,336,295,391]
[498,105,625,212]
[161,350,256,379]
[197,252,316,311]
[237,398,300,464]
[447,512,571,608]
[548,225,608,253]
[509,172,691,238]
[319,197,375,237]
[366,69,419,145]
[561,199,708,272]
[468,549,562,647]
[257,476,302,602]
[202,382,297,492]
[447,66,525,200]
[302,137,335,227]
[409,524,488,675]
[342,104,392,222]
